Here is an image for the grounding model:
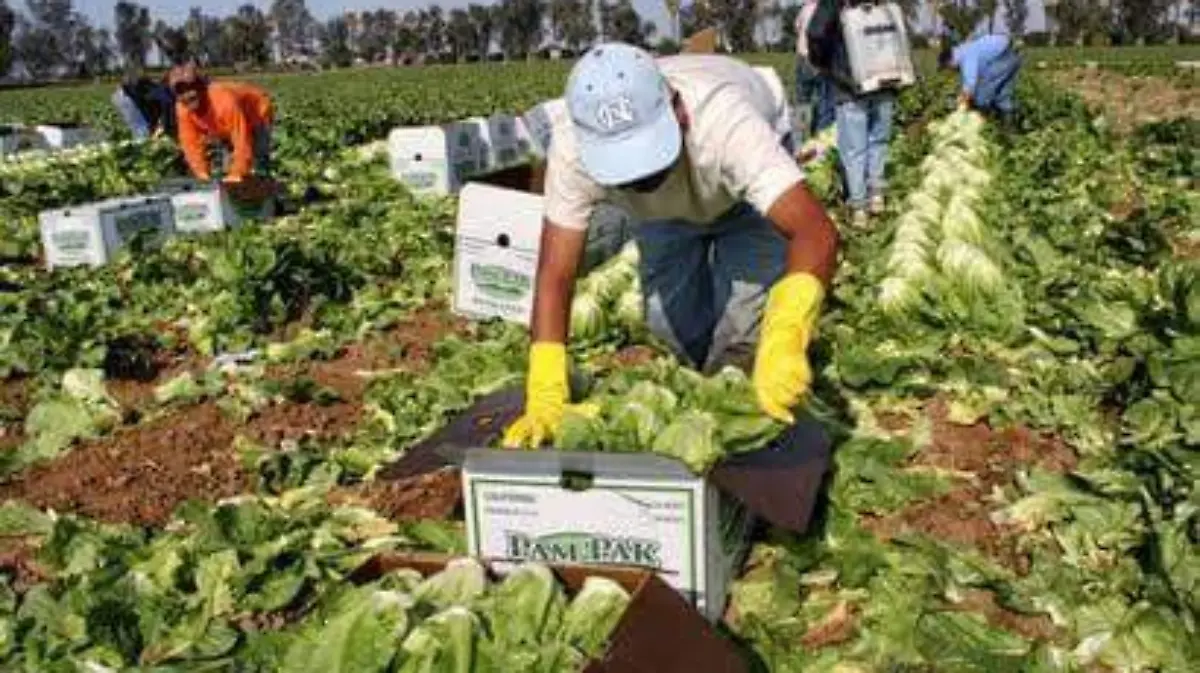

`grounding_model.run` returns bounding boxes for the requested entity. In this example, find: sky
[70,0,1054,39]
